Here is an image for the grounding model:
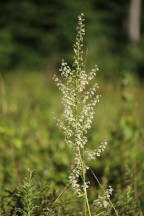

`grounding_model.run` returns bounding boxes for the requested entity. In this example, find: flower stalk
[54,13,111,216]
